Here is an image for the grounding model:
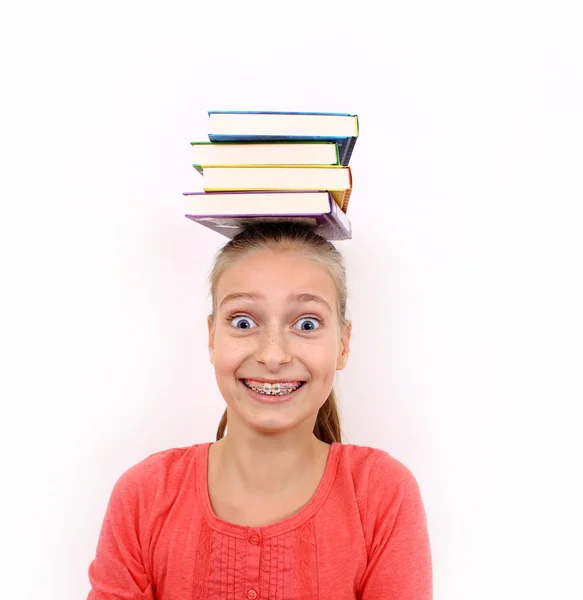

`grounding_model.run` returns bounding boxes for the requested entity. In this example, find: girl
[87,221,432,599]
